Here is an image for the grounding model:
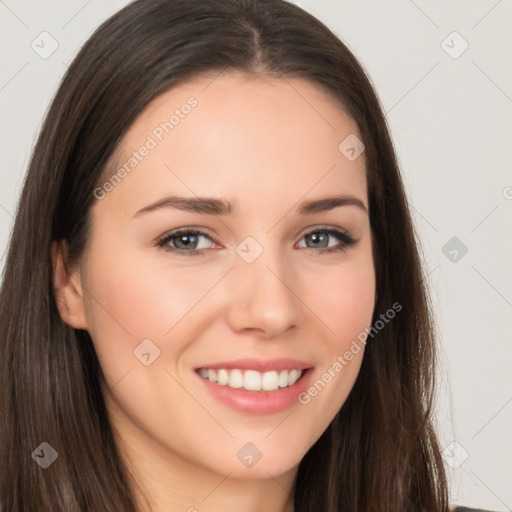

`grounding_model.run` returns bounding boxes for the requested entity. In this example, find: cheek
[295,256,375,419]
[86,243,201,326]
[81,243,232,388]
[306,257,376,349]
[81,250,192,377]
